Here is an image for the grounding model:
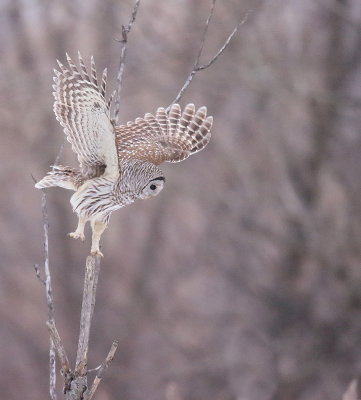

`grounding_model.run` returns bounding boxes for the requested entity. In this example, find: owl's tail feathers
[35,166,84,191]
